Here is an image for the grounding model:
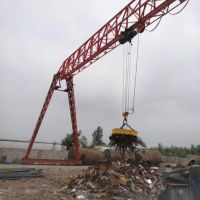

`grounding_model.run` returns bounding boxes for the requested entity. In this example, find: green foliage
[61,130,88,150]
[91,126,106,147]
[62,126,106,150]
[154,144,200,158]
[61,133,73,151]
[79,135,88,148]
